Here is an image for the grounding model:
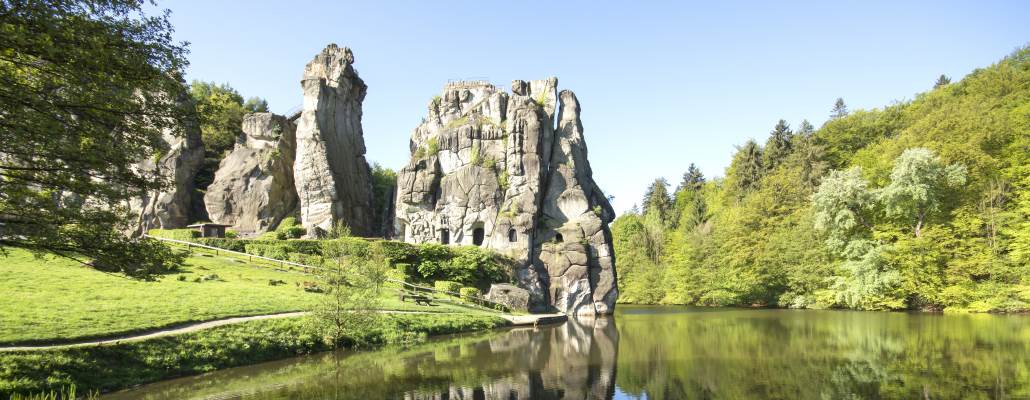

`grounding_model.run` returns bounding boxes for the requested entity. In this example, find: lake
[106,306,1030,399]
